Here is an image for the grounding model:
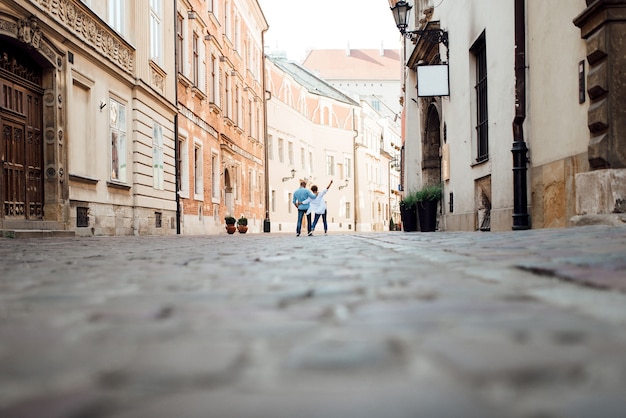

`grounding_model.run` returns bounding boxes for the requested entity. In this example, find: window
[178,136,189,196]
[258,173,263,205]
[267,135,274,160]
[225,73,231,119]
[248,169,253,203]
[210,55,218,104]
[192,32,199,85]
[345,202,351,219]
[153,123,164,190]
[278,138,284,163]
[344,157,352,178]
[271,190,276,212]
[288,142,294,166]
[150,0,163,65]
[301,147,306,170]
[212,153,219,199]
[472,32,488,162]
[224,0,231,40]
[235,85,240,126]
[288,192,292,214]
[194,143,203,197]
[176,14,184,73]
[108,0,124,34]
[326,155,335,176]
[256,106,261,142]
[234,15,241,52]
[109,98,127,182]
